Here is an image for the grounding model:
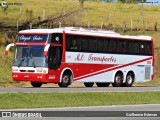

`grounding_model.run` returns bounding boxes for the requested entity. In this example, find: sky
[146,0,160,2]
